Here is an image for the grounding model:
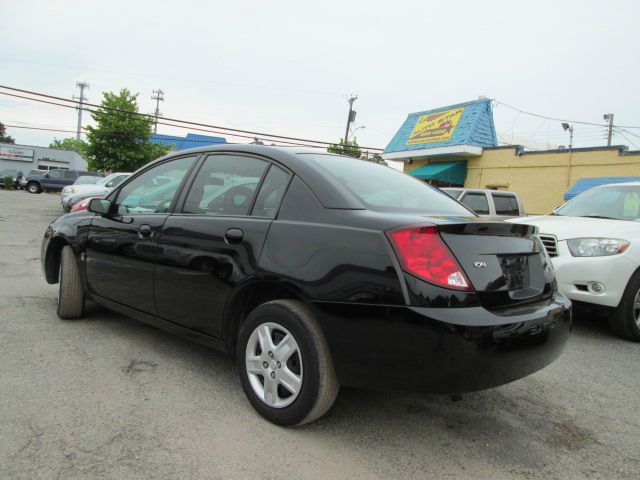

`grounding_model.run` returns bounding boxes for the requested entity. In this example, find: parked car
[71,195,104,212]
[73,175,103,186]
[61,172,131,212]
[442,188,525,217]
[42,145,571,425]
[0,169,24,189]
[509,181,640,341]
[18,169,46,190]
[24,169,100,194]
[60,176,103,210]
